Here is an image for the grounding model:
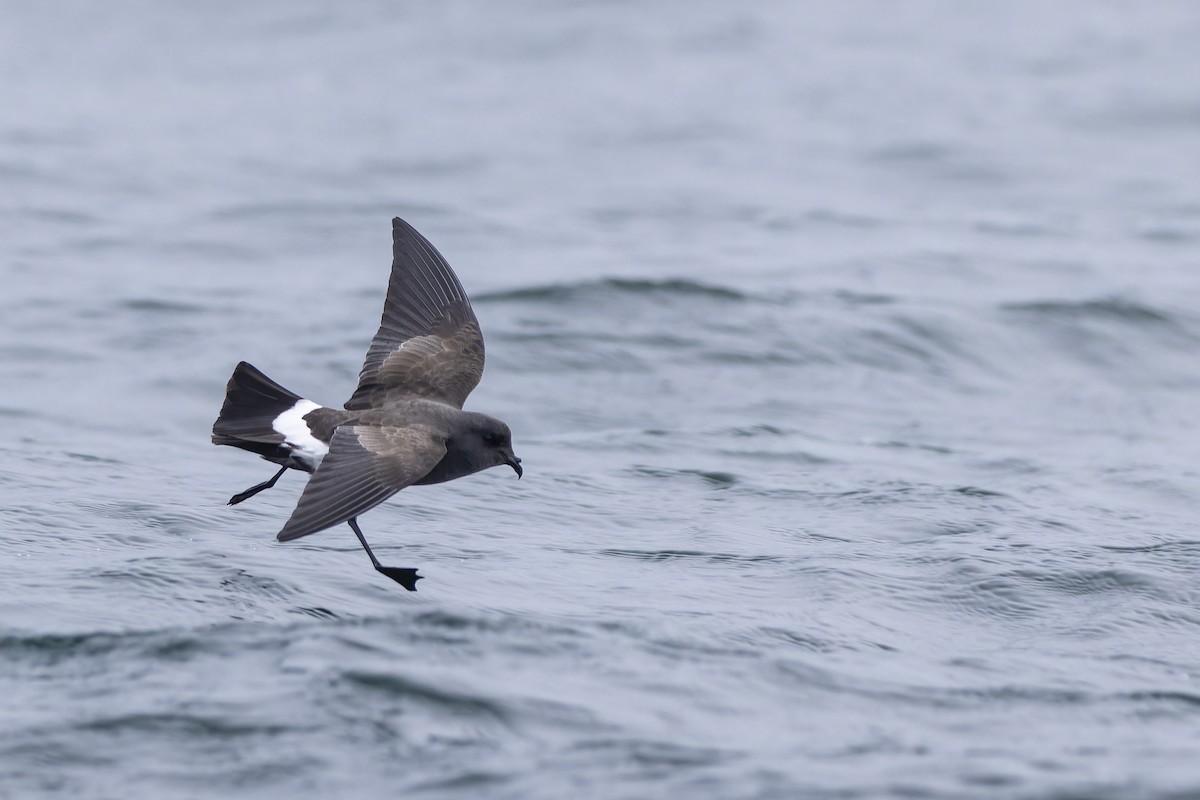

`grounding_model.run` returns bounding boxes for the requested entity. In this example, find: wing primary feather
[405,226,462,307]
[389,275,437,329]
[425,242,460,307]
[410,240,452,309]
[343,218,486,410]
[405,280,440,324]
[395,222,451,316]
[417,236,465,307]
